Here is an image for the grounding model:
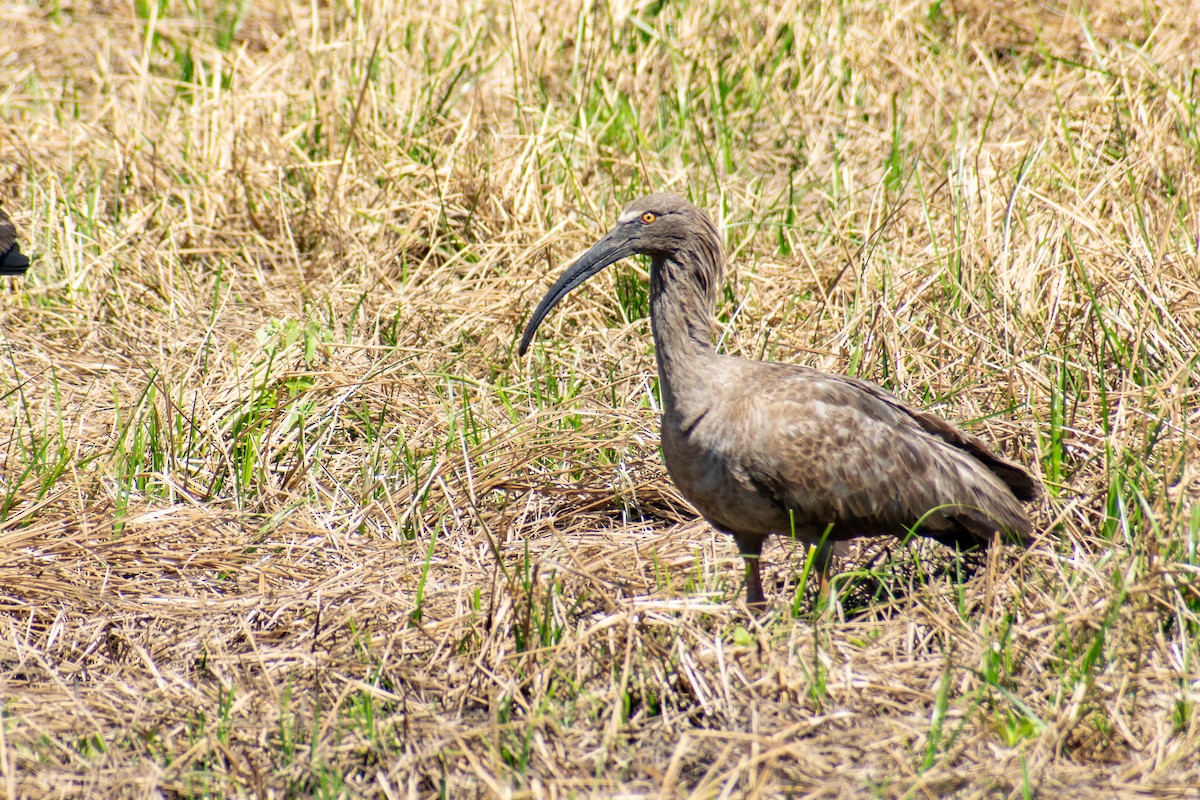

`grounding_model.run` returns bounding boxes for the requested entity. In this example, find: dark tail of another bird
[1,243,30,276]
[1,209,31,276]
